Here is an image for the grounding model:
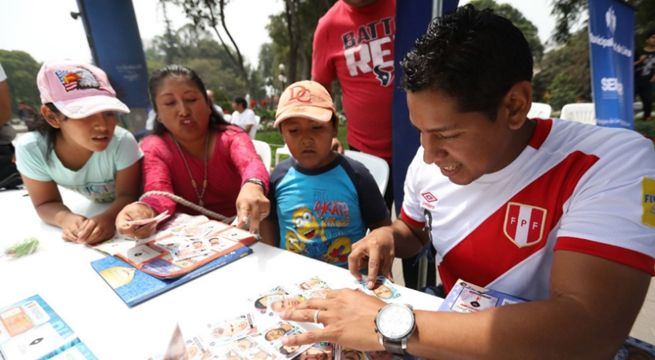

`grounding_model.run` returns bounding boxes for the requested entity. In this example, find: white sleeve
[401,147,426,223]
[114,128,143,170]
[15,135,52,181]
[245,110,257,125]
[558,133,655,261]
[0,64,6,81]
